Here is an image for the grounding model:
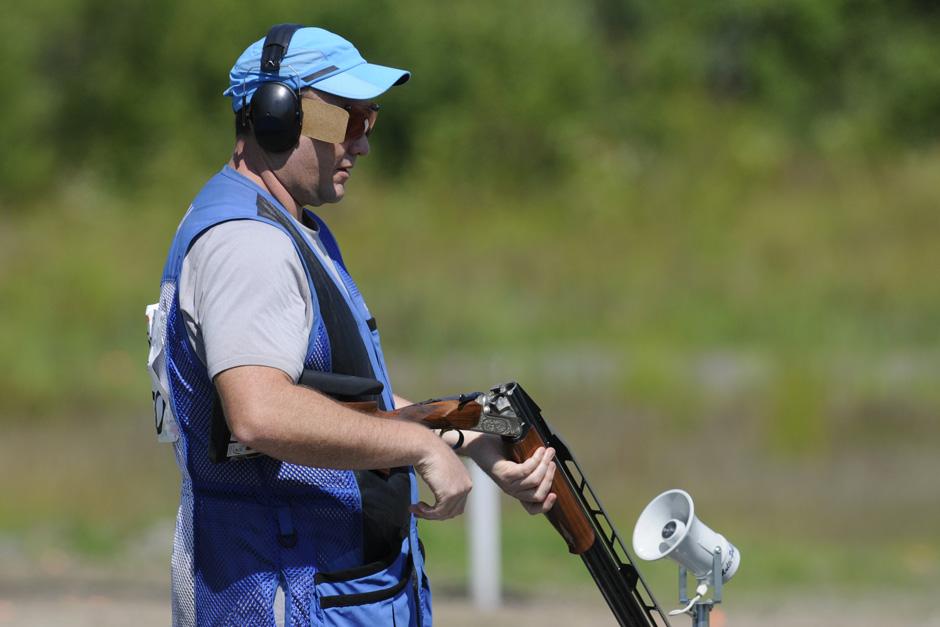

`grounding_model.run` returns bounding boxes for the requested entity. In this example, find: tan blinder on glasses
[300,99,379,144]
